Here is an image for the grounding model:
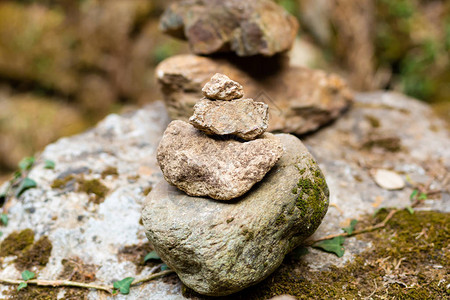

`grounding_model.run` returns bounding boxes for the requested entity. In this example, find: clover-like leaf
[19,157,35,171]
[342,219,358,235]
[15,178,37,197]
[21,270,35,281]
[17,282,27,291]
[113,277,134,295]
[44,160,55,170]
[0,214,8,226]
[313,236,345,258]
[418,193,428,200]
[409,189,418,200]
[144,251,161,262]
